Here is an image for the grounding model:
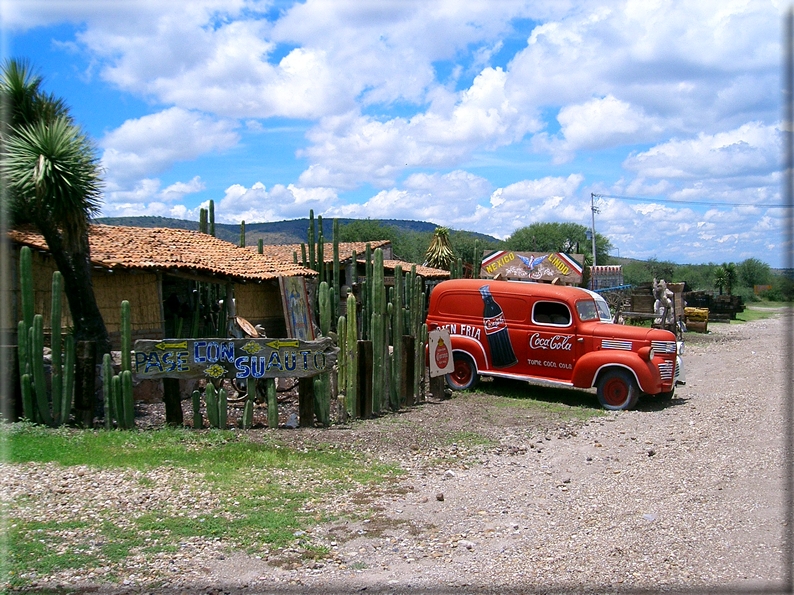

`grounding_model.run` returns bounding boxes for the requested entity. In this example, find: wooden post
[74,340,96,427]
[162,378,183,427]
[298,377,314,427]
[430,374,446,400]
[359,340,373,418]
[401,335,414,407]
